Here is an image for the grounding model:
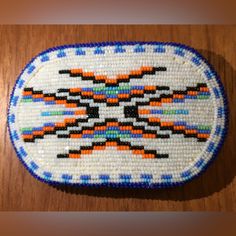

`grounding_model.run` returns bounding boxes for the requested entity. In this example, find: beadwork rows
[8,42,227,187]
